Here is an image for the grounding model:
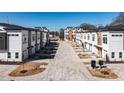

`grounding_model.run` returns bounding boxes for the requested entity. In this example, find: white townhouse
[69,26,124,62]
[100,29,124,61]
[0,23,49,62]
[41,27,49,47]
